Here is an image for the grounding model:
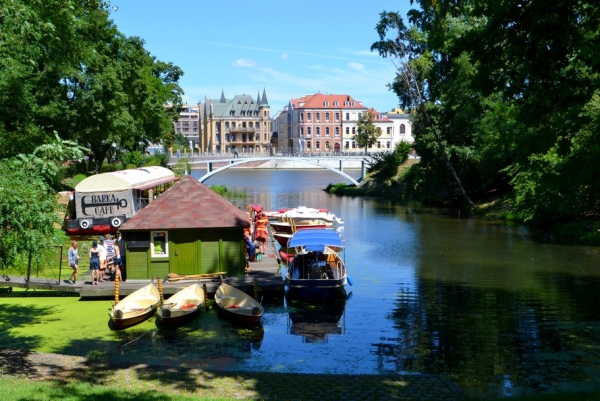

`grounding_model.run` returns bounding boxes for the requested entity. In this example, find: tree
[372,9,480,210]
[354,110,382,154]
[366,141,412,185]
[0,134,85,269]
